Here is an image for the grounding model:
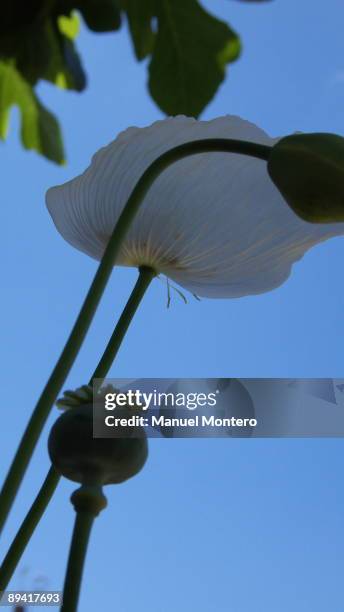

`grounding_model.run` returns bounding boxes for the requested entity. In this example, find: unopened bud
[268,133,344,223]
